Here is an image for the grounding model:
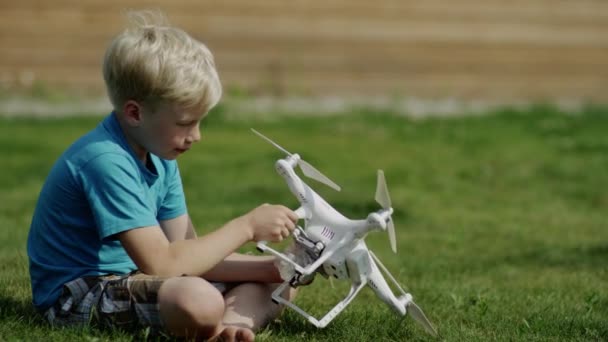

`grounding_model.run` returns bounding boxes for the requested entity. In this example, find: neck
[114,112,148,163]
